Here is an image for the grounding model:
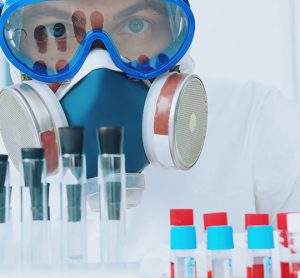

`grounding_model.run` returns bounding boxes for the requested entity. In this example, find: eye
[49,22,67,38]
[125,18,149,34]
